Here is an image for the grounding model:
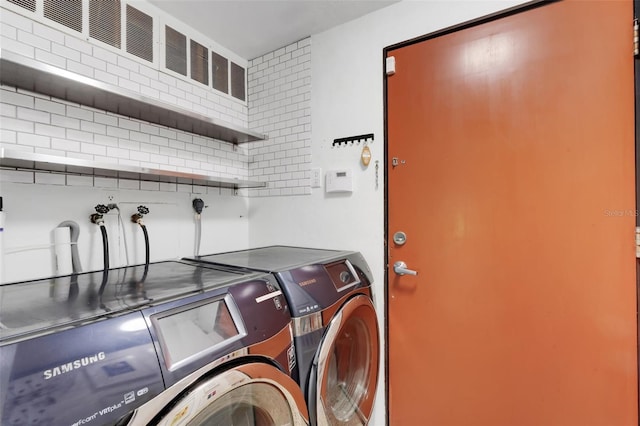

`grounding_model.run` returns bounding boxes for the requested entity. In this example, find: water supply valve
[91,204,109,225]
[131,205,149,224]
[95,204,110,214]
[192,198,205,215]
